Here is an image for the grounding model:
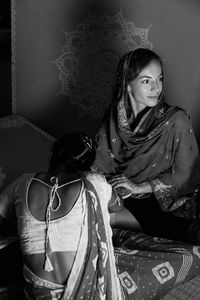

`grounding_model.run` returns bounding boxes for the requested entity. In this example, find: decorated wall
[12,0,200,144]
[1,0,200,289]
